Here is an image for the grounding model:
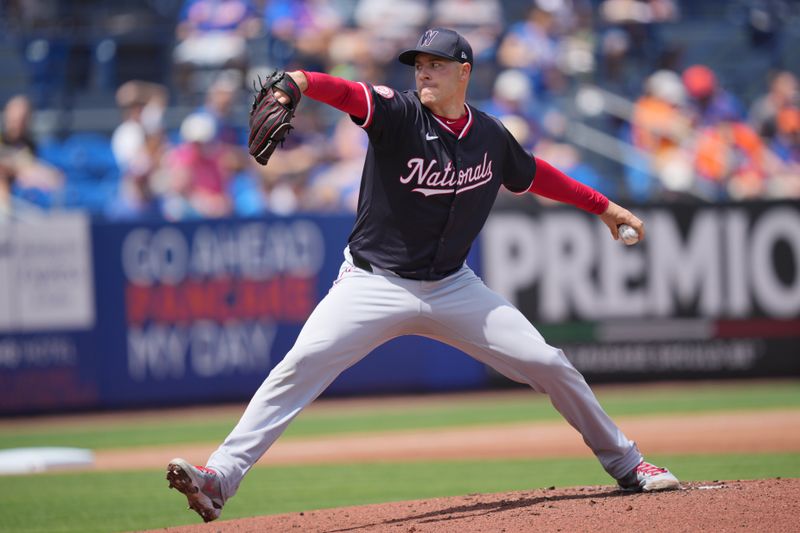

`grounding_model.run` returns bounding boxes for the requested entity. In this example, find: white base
[0,447,94,475]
